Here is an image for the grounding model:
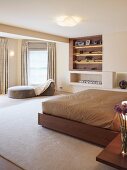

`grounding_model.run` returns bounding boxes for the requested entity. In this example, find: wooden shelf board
[74,61,102,65]
[74,53,102,56]
[74,45,102,49]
